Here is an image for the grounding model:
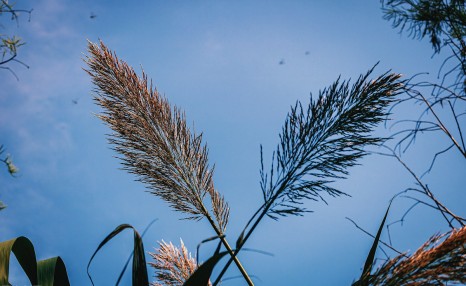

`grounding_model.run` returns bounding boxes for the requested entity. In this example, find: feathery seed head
[149,239,211,286]
[85,40,229,230]
[363,226,466,285]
